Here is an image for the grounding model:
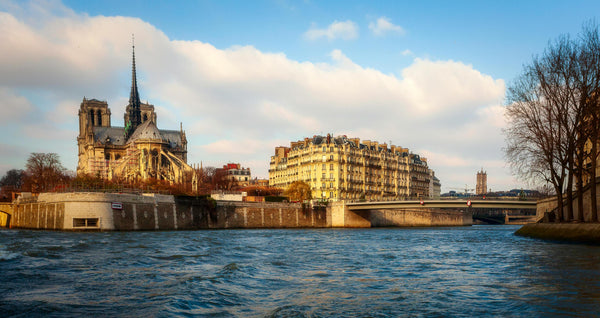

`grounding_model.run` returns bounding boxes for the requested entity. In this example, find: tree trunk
[555,184,564,223]
[592,138,599,222]
[566,159,574,222]
[576,158,584,222]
